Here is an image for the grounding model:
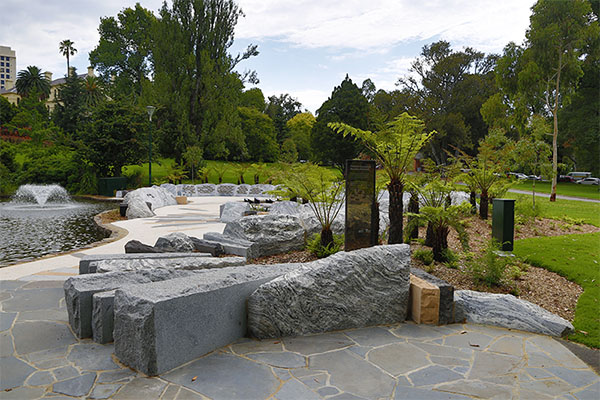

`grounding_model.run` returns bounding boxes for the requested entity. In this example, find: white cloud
[236,0,534,53]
